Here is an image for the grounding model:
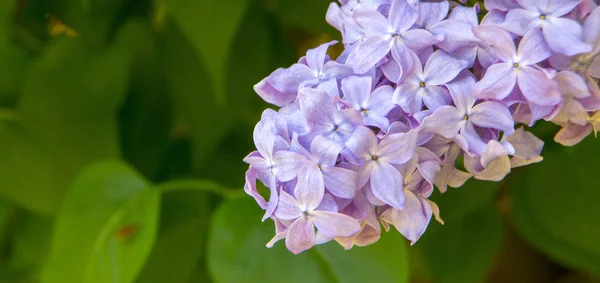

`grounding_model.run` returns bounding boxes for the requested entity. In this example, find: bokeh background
[0,0,598,282]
